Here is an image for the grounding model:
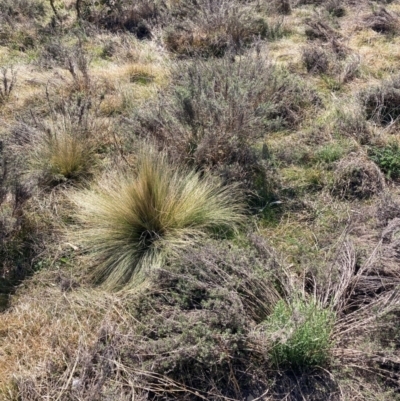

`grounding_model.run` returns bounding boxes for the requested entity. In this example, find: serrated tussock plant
[32,130,94,185]
[72,145,246,290]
